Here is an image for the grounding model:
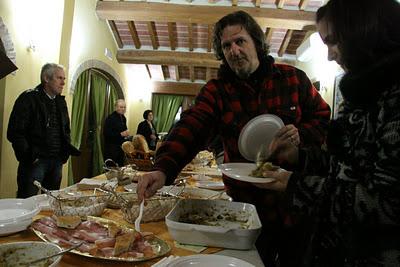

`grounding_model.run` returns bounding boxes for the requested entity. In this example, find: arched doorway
[70,67,123,183]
